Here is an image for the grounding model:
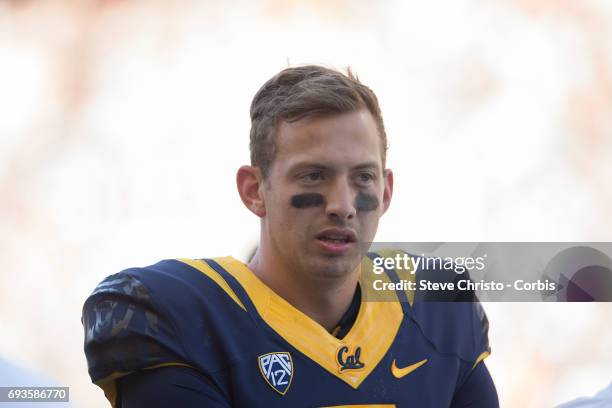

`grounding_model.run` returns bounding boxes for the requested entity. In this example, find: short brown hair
[249,65,387,178]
